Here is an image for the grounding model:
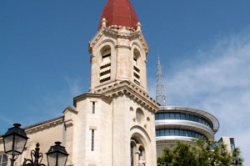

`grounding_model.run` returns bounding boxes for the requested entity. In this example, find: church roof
[98,0,139,30]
